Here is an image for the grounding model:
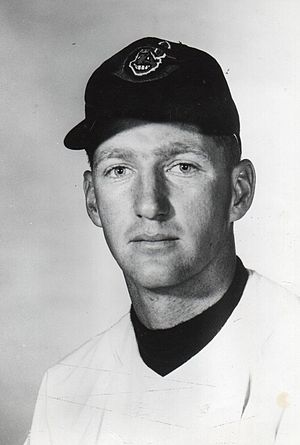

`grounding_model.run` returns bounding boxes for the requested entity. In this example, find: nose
[134,169,171,221]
